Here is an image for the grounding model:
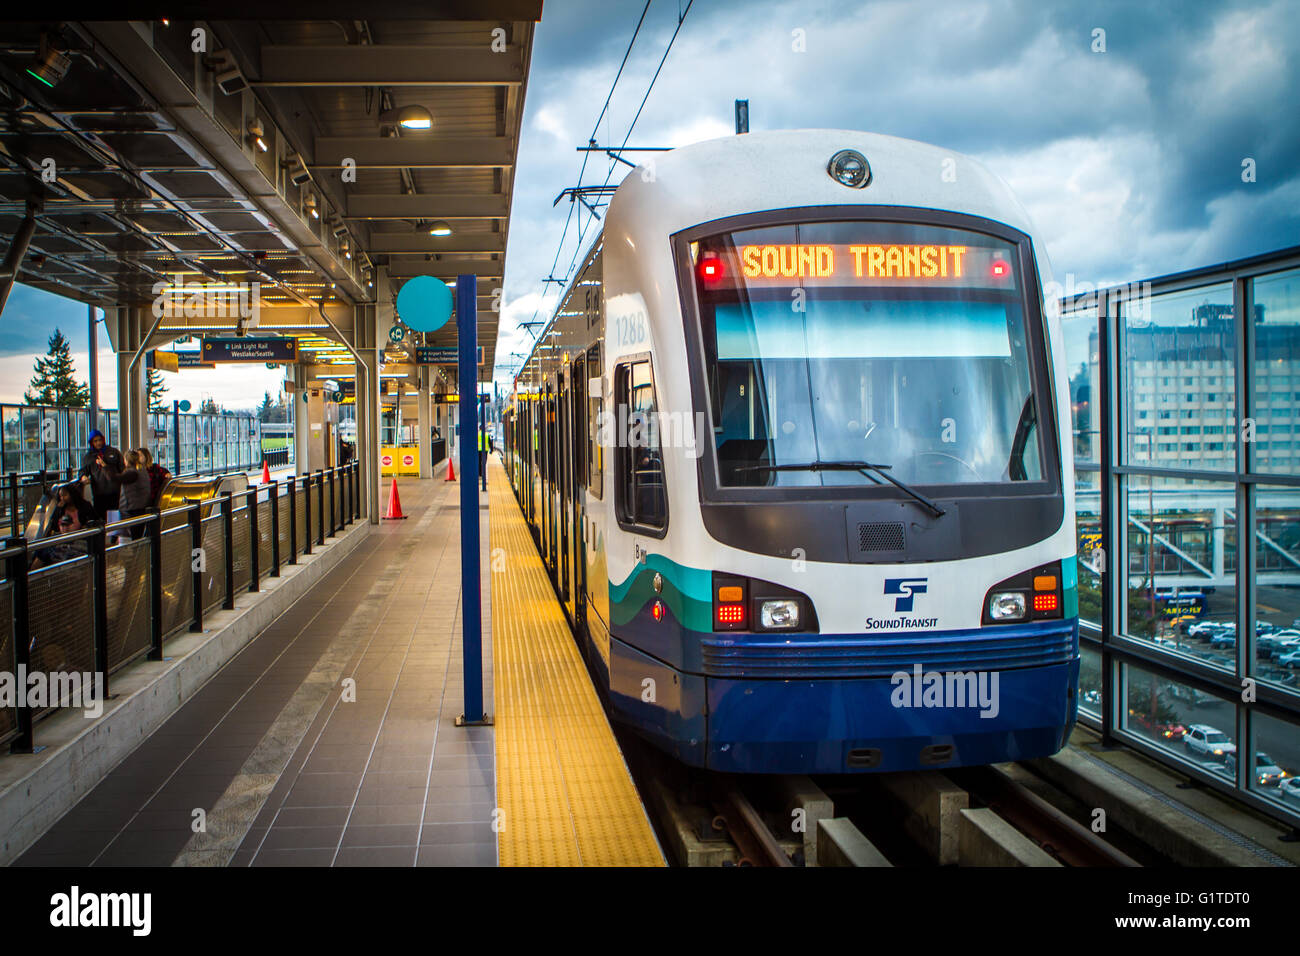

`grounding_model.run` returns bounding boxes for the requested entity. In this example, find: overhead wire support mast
[575,144,671,169]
